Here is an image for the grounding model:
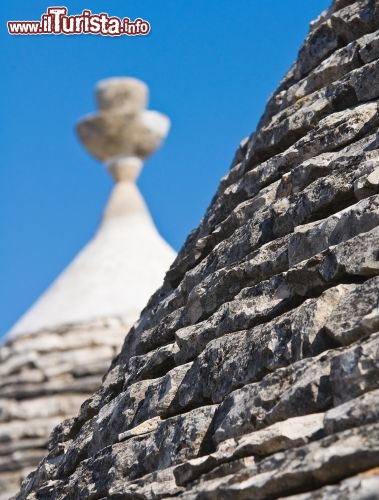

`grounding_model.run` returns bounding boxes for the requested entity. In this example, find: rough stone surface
[15,1,379,499]
[0,79,176,500]
[0,318,127,500]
